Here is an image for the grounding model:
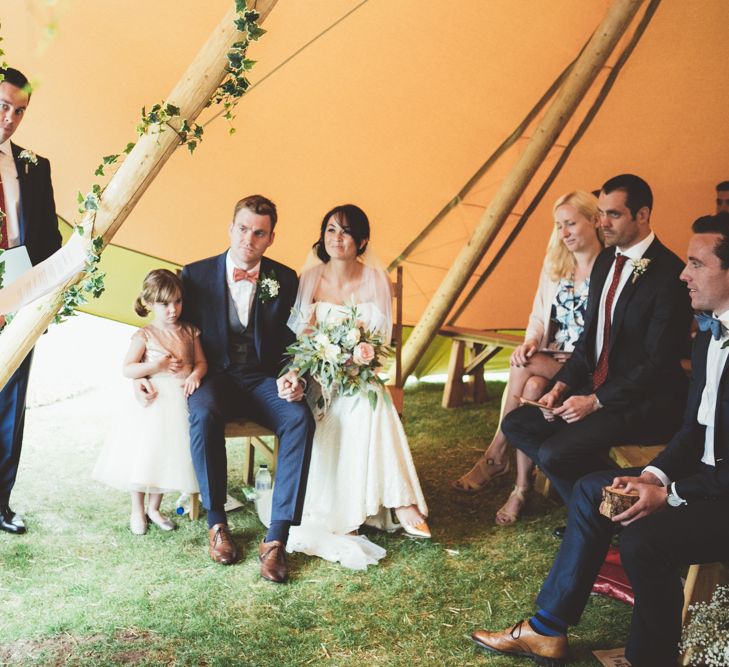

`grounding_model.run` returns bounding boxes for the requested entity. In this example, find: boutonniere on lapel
[630,257,651,283]
[720,321,729,349]
[18,149,38,174]
[257,269,280,303]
